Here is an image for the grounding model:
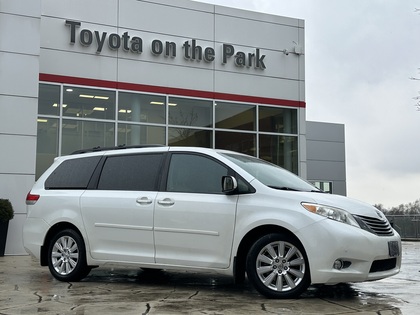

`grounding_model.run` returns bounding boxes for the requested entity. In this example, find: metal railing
[386,215,420,240]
